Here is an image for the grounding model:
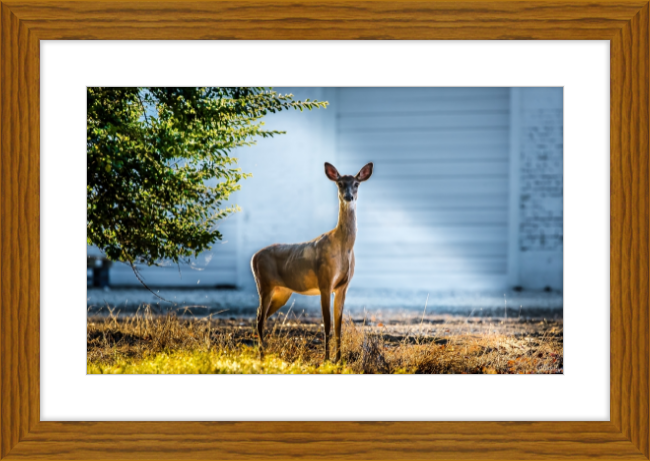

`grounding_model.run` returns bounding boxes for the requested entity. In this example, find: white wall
[234,87,337,289]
